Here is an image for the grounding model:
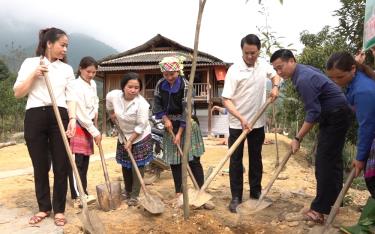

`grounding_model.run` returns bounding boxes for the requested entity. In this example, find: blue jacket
[292,64,348,123]
[346,71,375,161]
